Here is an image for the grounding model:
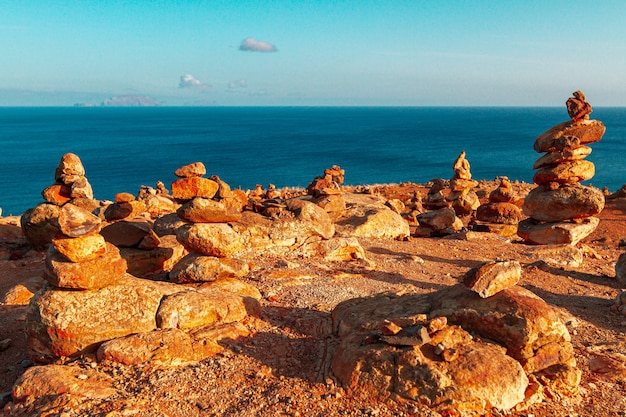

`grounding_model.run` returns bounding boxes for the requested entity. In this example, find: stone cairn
[171,162,250,284]
[447,150,480,216]
[21,153,97,249]
[518,91,606,245]
[306,165,347,219]
[472,176,523,236]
